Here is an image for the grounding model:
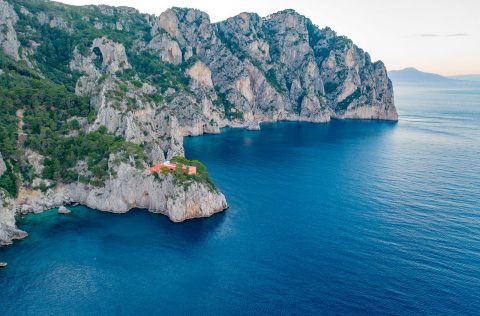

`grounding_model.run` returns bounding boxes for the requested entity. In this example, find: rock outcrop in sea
[0,0,396,245]
[58,206,71,214]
